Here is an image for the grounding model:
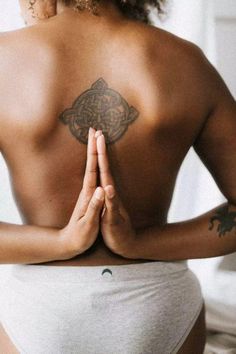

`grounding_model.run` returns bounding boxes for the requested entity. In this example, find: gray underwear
[0,260,203,354]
